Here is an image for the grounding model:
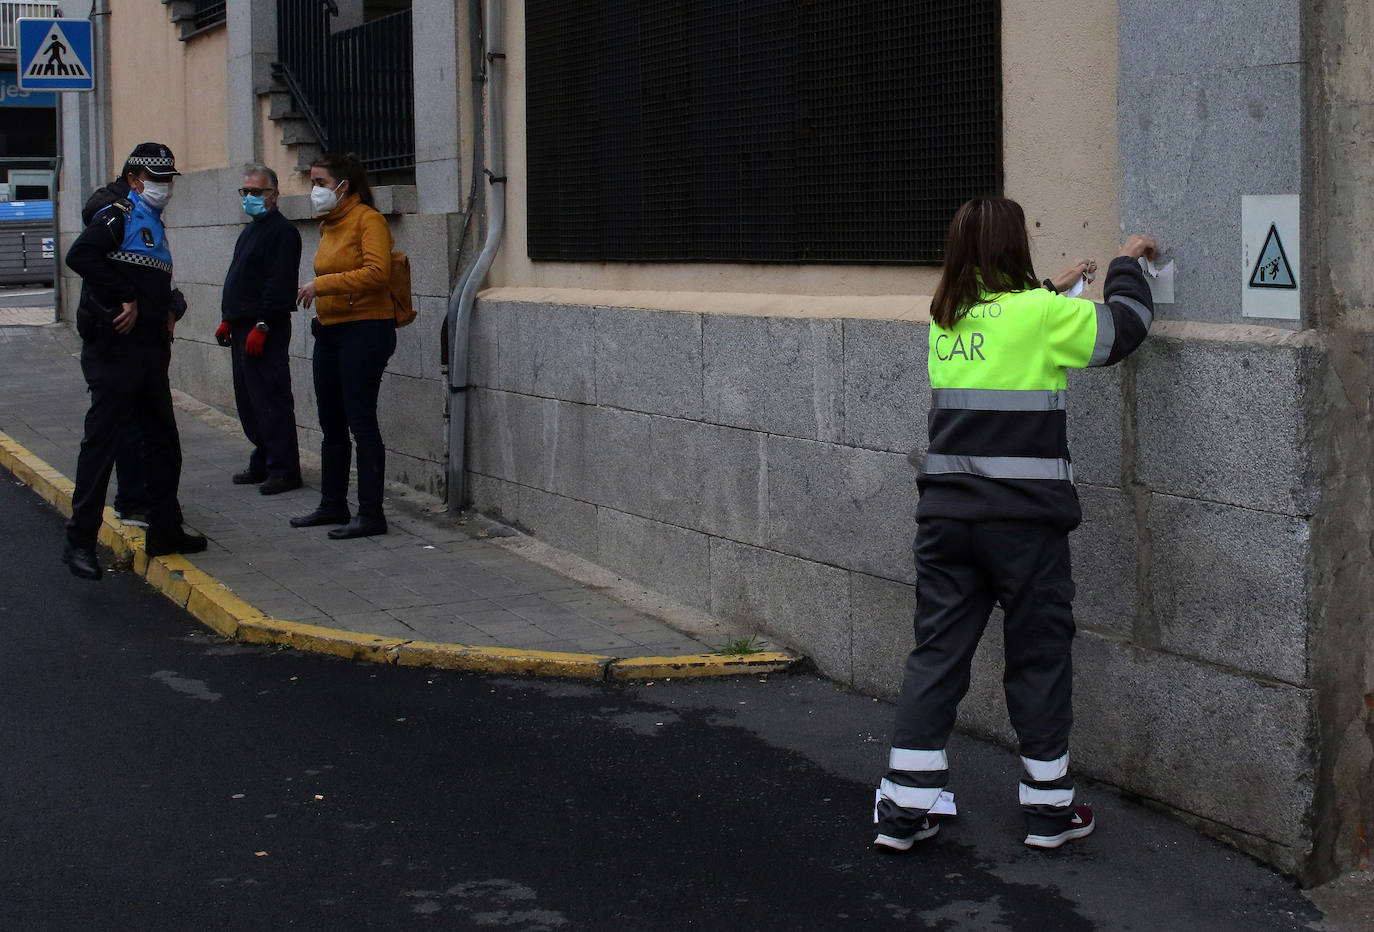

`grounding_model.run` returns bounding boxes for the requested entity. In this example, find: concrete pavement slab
[0,323,798,679]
